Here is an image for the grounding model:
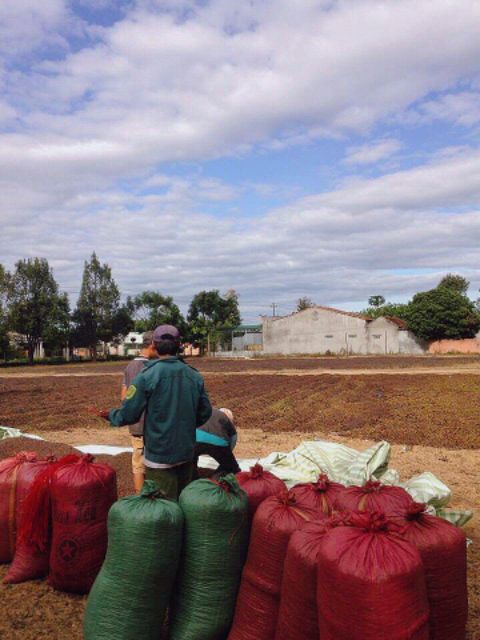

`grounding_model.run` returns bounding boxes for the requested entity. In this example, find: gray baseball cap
[142,331,154,346]
[152,324,181,342]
